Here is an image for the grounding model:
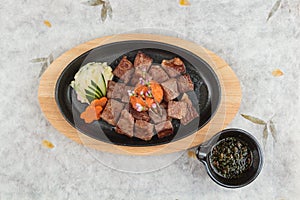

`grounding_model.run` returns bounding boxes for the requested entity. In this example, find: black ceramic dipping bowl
[196,128,263,188]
